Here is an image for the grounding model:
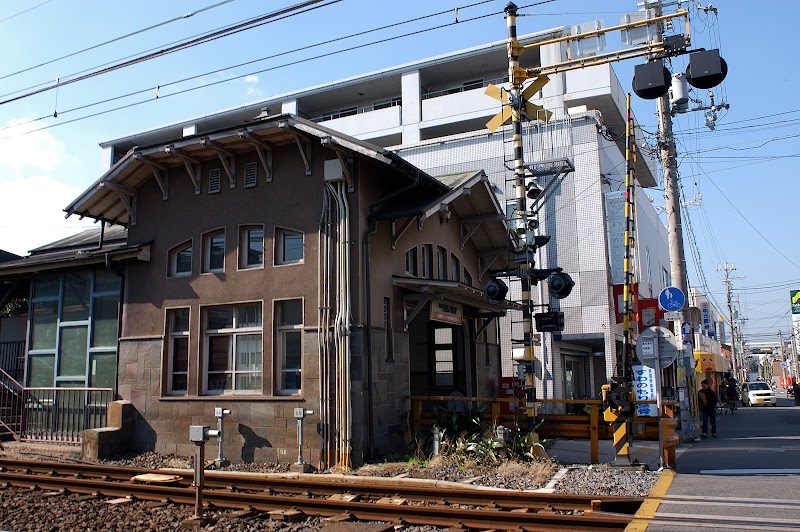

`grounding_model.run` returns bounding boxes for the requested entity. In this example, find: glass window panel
[31,301,58,350]
[172,374,188,392]
[91,295,119,347]
[435,349,453,363]
[175,245,192,274]
[207,233,225,271]
[59,326,88,377]
[33,275,60,299]
[207,308,232,330]
[235,373,261,391]
[207,374,231,392]
[283,331,301,369]
[405,248,418,276]
[62,272,91,322]
[247,229,263,266]
[172,309,190,333]
[434,328,452,344]
[90,352,116,388]
[94,270,120,293]
[237,305,262,328]
[173,337,189,372]
[235,334,262,371]
[208,336,230,372]
[279,300,302,326]
[28,354,55,387]
[281,370,301,390]
[282,232,303,262]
